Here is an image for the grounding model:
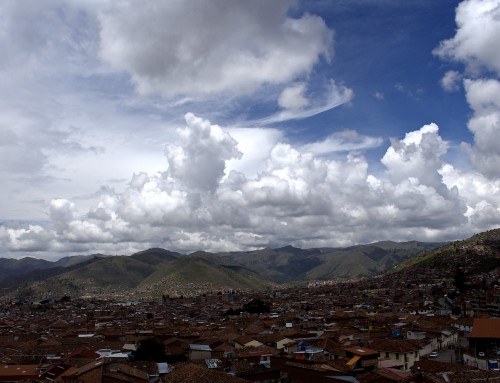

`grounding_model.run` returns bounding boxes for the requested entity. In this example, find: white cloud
[278,83,310,110]
[462,78,500,178]
[374,92,384,100]
[433,0,500,75]
[302,130,383,155]
[2,115,496,258]
[98,0,333,99]
[441,164,500,226]
[165,113,242,192]
[440,70,462,92]
[254,80,353,124]
[382,123,447,189]
[0,0,345,223]
[1,1,499,260]
[435,0,500,180]
[225,127,283,178]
